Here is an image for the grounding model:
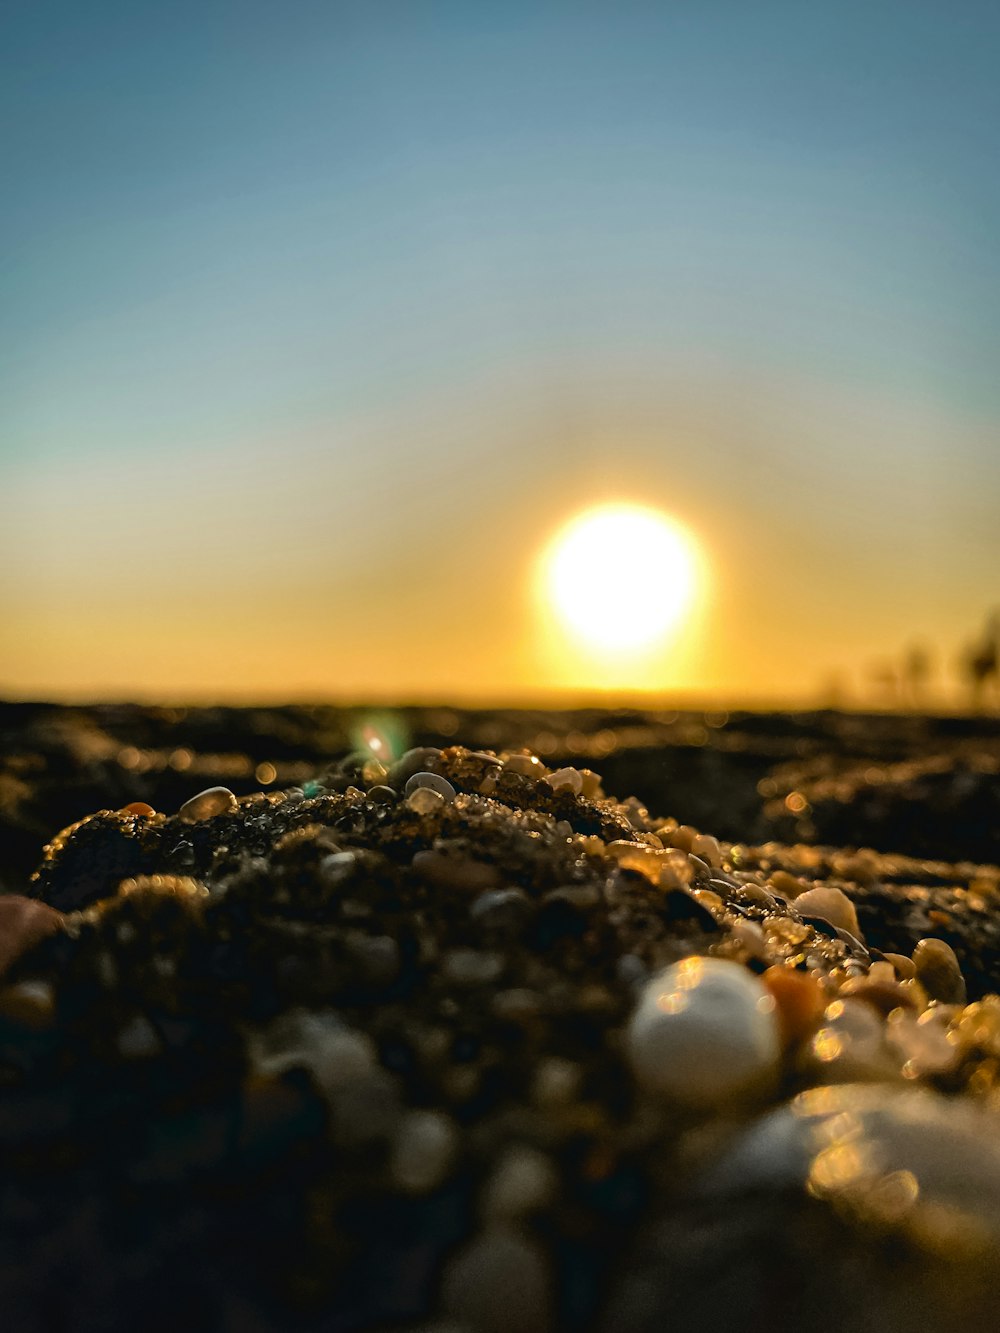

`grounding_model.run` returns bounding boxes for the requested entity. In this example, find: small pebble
[442,949,504,986]
[699,1083,1000,1260]
[404,772,457,801]
[0,897,63,978]
[406,787,446,815]
[366,784,397,805]
[792,886,861,939]
[117,1014,163,1059]
[319,851,357,887]
[442,1227,553,1333]
[731,918,768,960]
[470,888,532,938]
[120,801,155,816]
[482,1145,558,1220]
[769,870,808,900]
[627,957,781,1110]
[388,747,443,789]
[544,767,583,795]
[502,753,545,778]
[691,833,723,869]
[884,951,917,980]
[177,786,238,823]
[839,975,915,1017]
[805,997,903,1083]
[762,966,826,1047]
[390,1109,458,1192]
[913,938,966,1004]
